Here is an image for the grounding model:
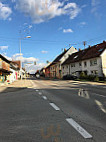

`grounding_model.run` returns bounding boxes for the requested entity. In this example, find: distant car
[36,74,40,79]
[63,74,78,80]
